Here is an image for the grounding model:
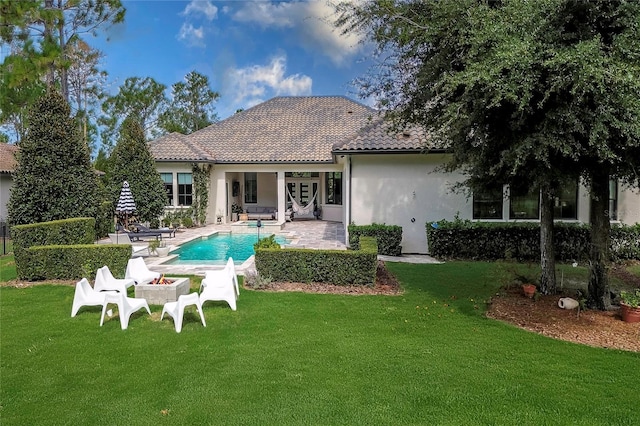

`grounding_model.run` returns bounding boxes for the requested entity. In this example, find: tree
[99,77,167,151]
[66,38,108,154]
[107,116,166,223]
[335,0,640,307]
[158,71,219,135]
[7,89,100,225]
[0,0,125,101]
